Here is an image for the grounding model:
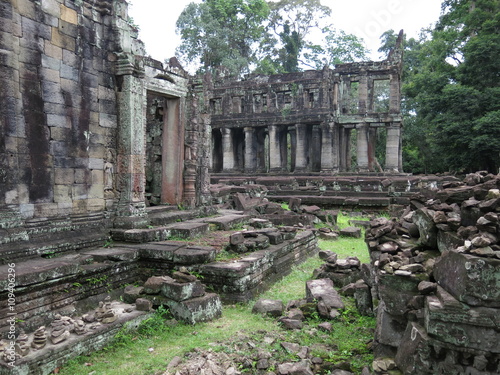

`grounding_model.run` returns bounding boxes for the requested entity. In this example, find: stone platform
[211,174,458,210]
[0,303,151,375]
